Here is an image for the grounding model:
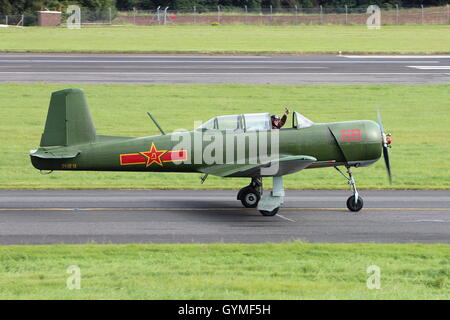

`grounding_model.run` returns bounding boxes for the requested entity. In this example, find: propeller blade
[382,145,392,184]
[377,109,384,133]
[377,110,392,184]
